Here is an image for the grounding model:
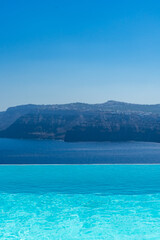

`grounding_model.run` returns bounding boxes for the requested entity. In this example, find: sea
[1,139,160,239]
